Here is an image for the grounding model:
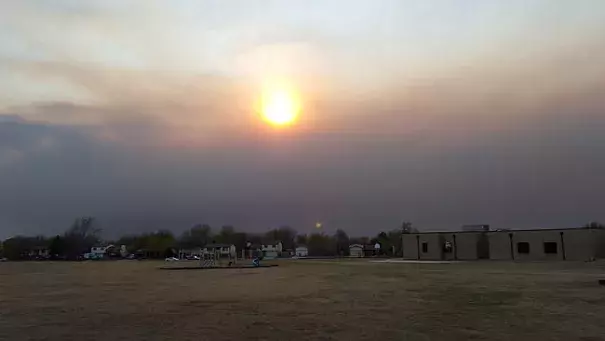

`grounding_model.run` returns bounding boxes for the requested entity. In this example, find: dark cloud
[1,100,604,239]
[1,36,605,238]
